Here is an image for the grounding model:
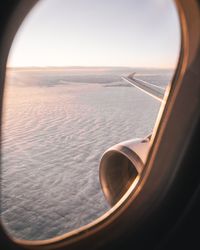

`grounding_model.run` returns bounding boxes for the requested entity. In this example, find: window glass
[1,0,180,240]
